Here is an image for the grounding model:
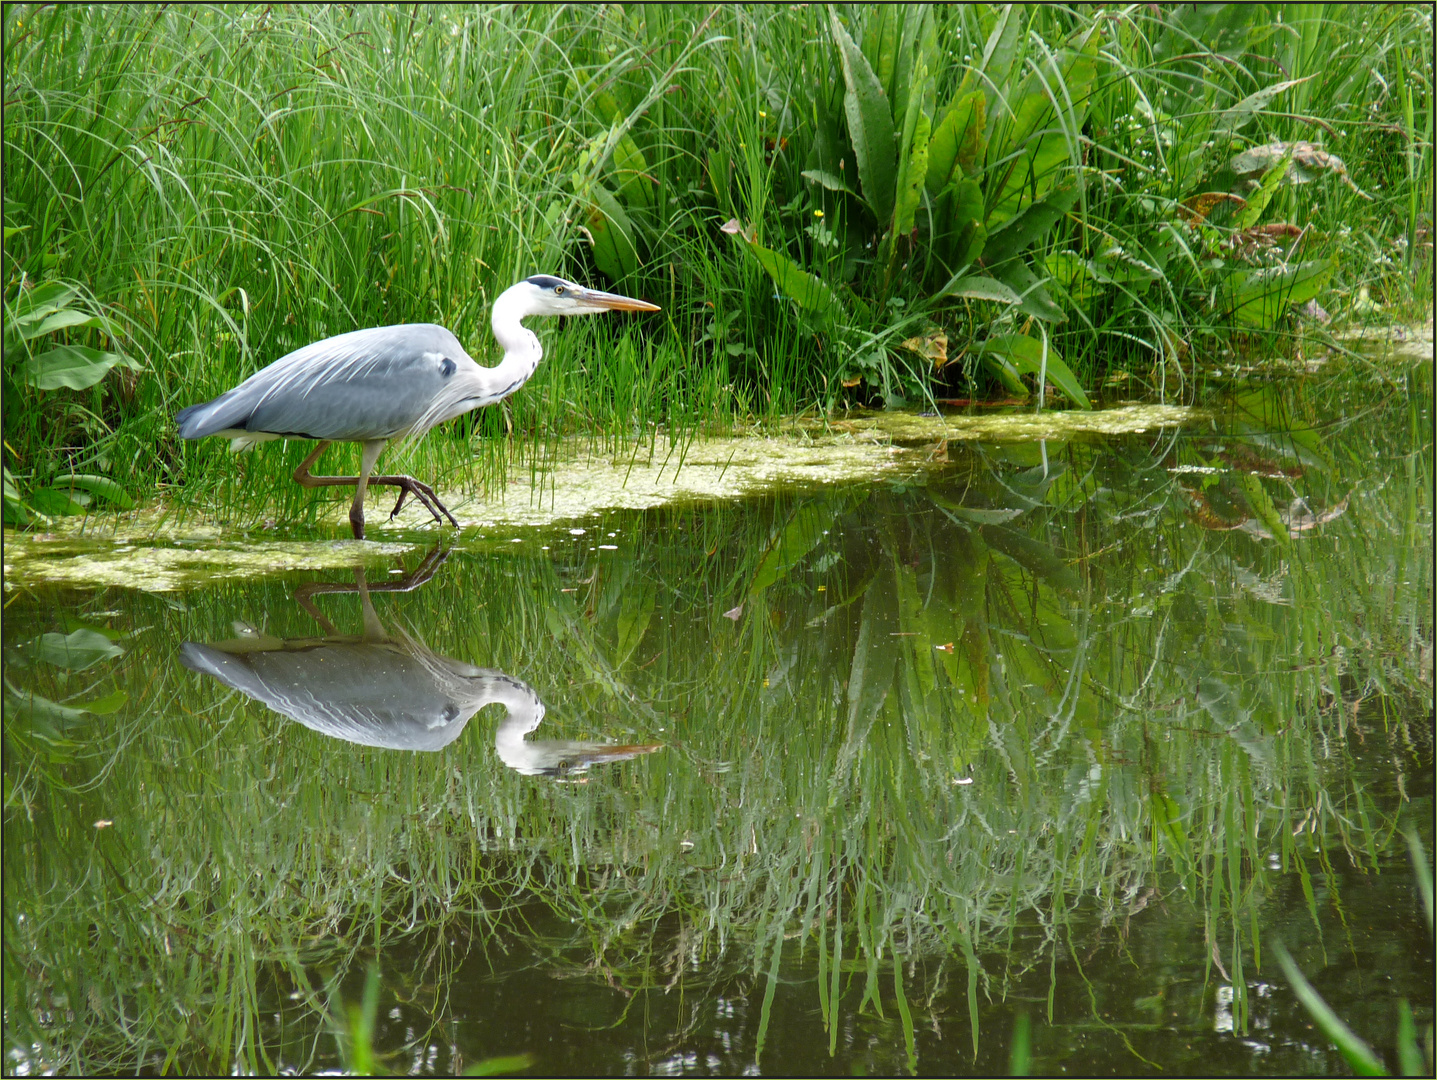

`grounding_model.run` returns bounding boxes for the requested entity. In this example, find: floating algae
[4,538,418,593]
[4,403,1204,590]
